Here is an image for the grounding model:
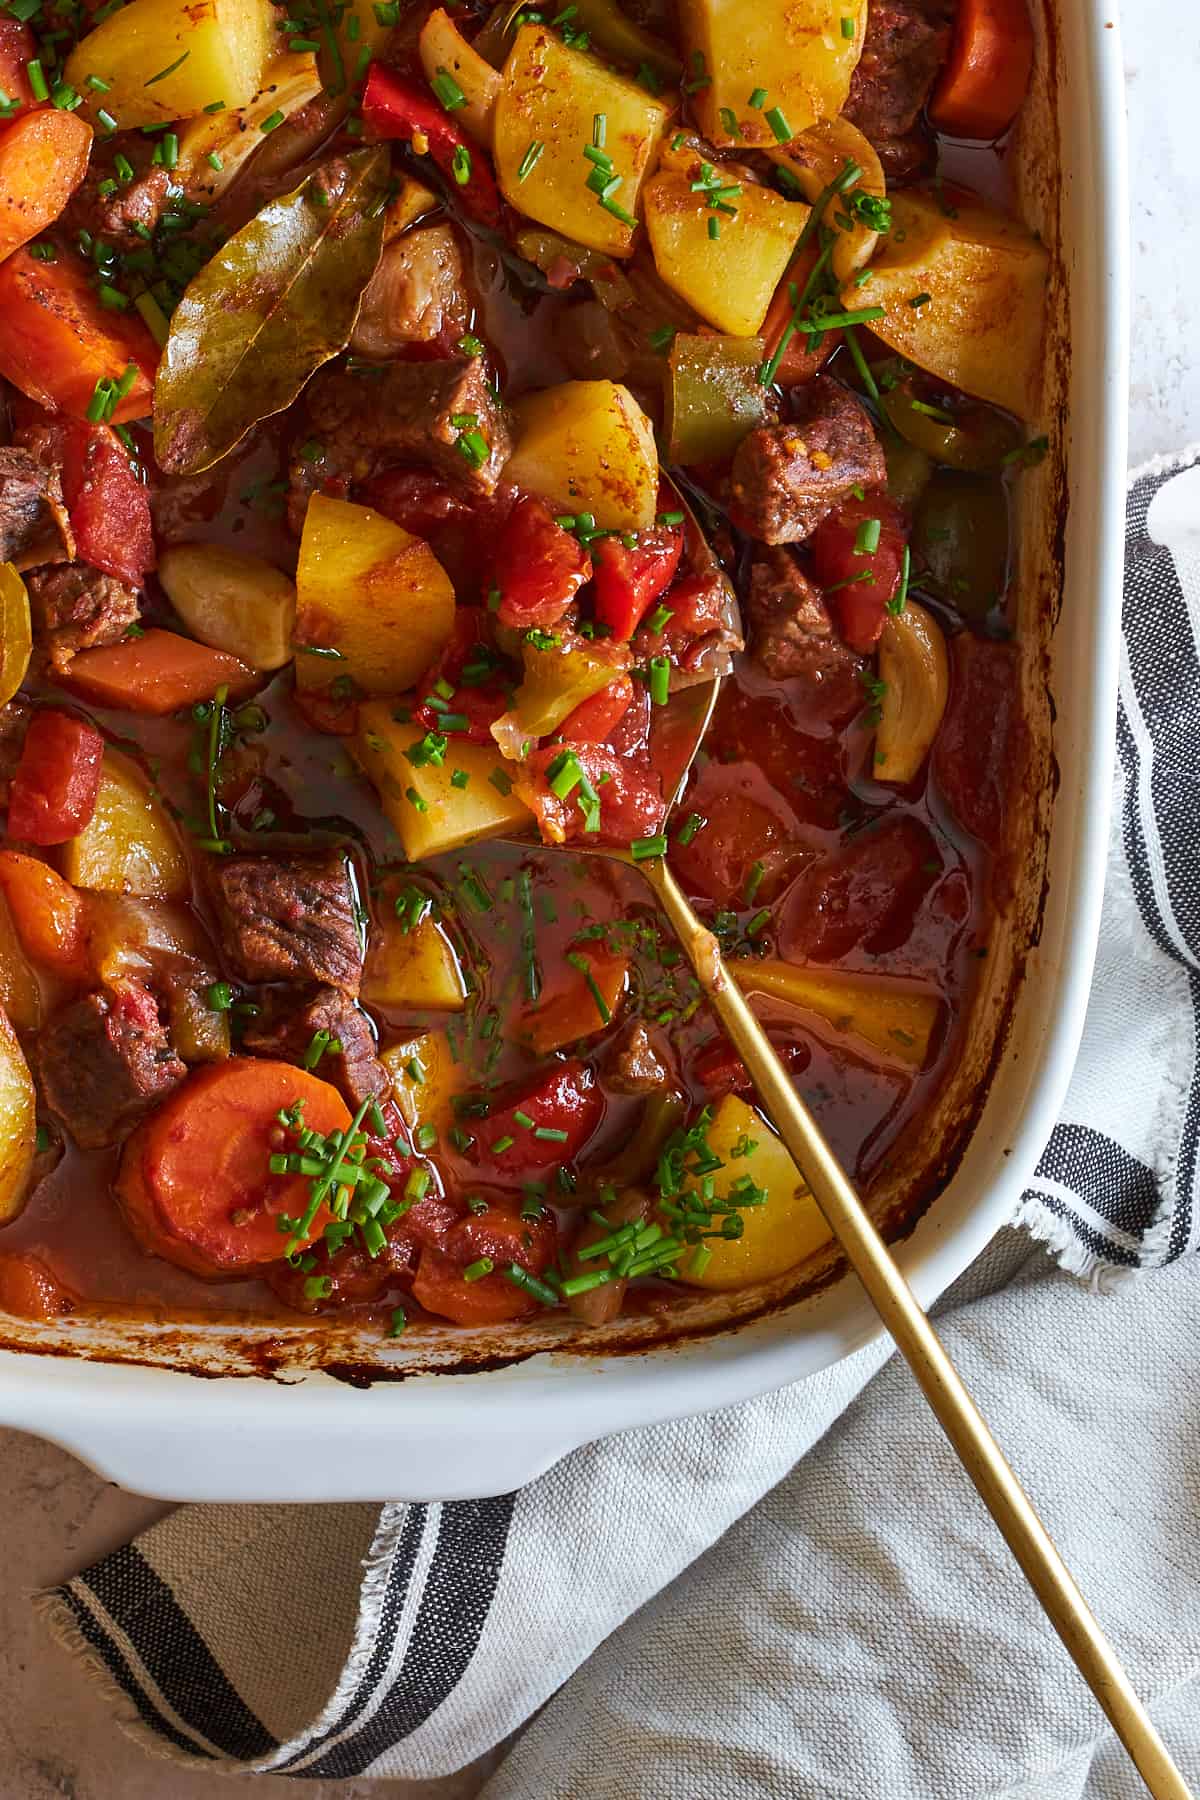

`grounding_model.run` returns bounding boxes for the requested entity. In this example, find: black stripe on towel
[1022,1189,1140,1269]
[1033,1123,1160,1238]
[55,1584,214,1761]
[300,1493,516,1780]
[83,1544,277,1761]
[277,1502,428,1772]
